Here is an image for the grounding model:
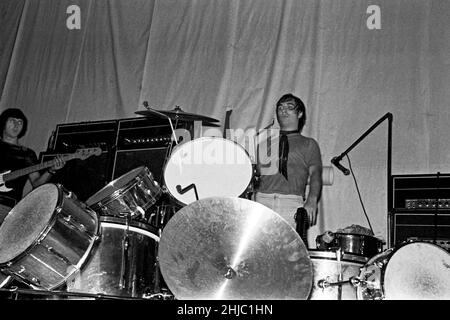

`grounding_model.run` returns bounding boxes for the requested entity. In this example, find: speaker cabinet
[41,151,112,202]
[391,210,450,246]
[390,173,450,249]
[43,116,193,201]
[112,117,193,184]
[112,148,169,185]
